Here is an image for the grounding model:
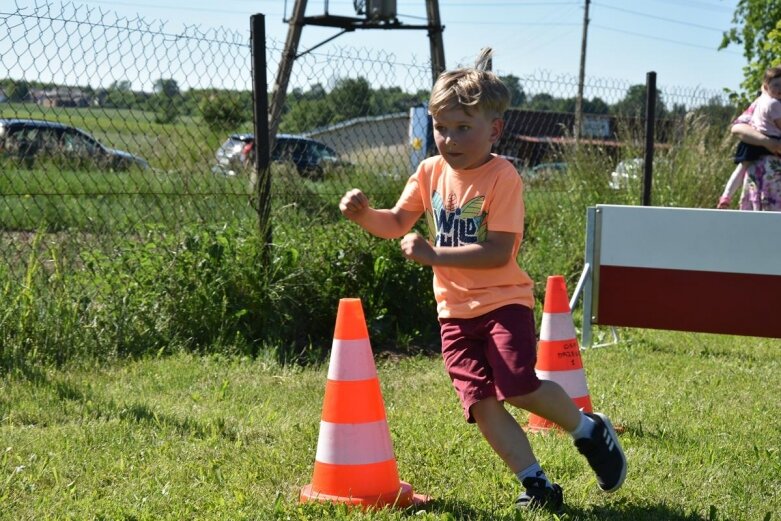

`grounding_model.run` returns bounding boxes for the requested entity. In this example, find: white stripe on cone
[540,312,577,341]
[315,420,396,465]
[535,369,590,398]
[327,339,378,381]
